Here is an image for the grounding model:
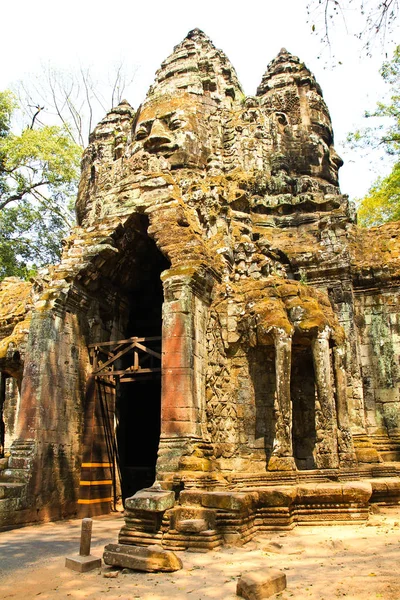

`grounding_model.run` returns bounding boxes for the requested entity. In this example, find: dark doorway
[249,346,276,467]
[0,373,20,458]
[116,377,161,499]
[111,216,169,502]
[291,344,317,469]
